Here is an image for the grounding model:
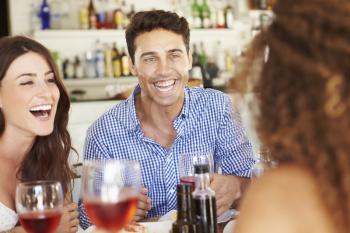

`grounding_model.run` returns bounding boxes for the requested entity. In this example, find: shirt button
[169,189,175,194]
[166,157,171,163]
